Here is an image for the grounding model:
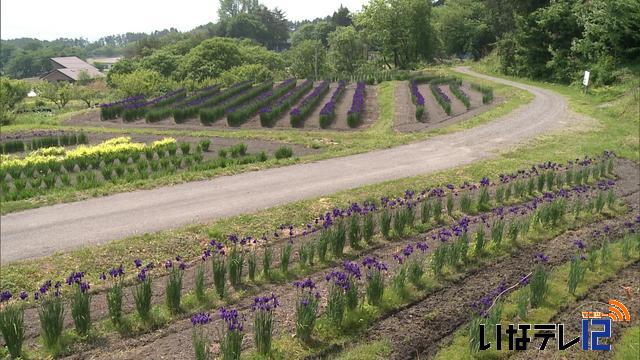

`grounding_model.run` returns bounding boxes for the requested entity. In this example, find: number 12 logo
[581,318,611,351]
